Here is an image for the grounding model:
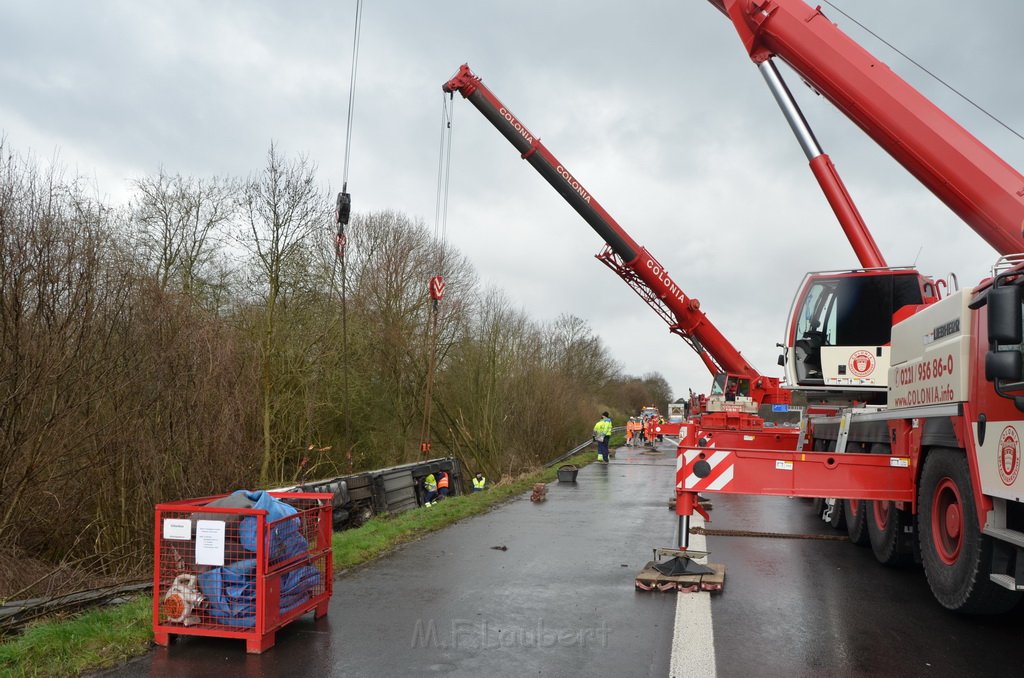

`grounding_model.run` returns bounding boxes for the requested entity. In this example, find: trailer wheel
[844,499,869,545]
[918,448,1020,614]
[866,499,912,566]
